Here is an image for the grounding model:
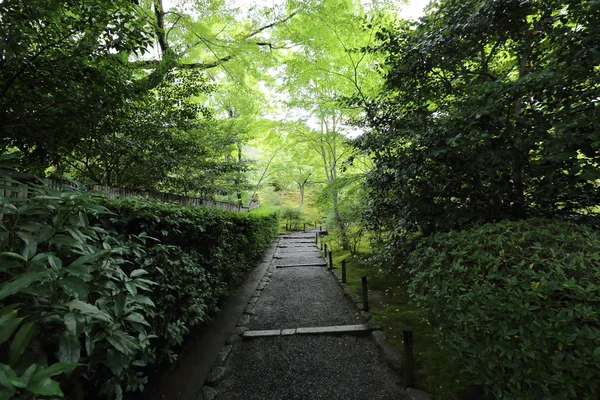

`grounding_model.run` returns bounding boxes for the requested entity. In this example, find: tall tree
[356,0,600,236]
